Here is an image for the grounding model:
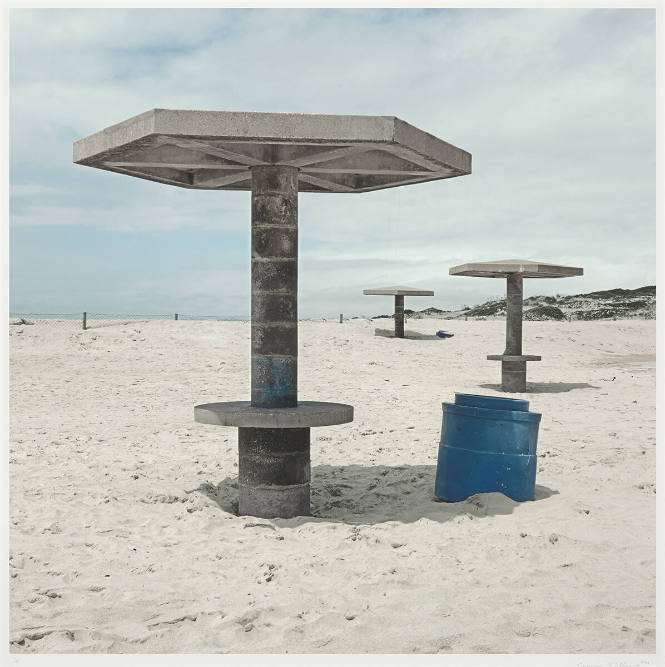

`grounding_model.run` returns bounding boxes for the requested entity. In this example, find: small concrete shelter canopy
[364,285,435,338]
[363,285,435,296]
[74,109,471,519]
[449,258,584,391]
[449,259,583,279]
[73,109,472,194]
